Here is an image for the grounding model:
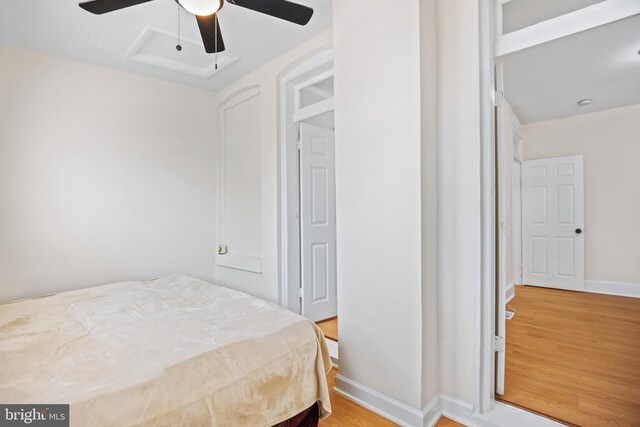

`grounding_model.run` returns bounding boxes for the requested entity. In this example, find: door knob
[575,228,583,234]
